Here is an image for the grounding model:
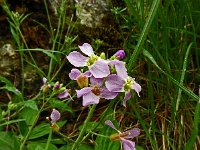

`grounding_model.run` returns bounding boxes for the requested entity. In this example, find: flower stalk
[71,104,96,150]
